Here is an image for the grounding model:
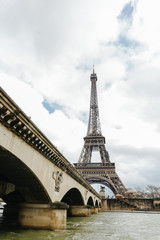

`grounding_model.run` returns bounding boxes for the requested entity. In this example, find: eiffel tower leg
[99,144,110,164]
[110,173,126,195]
[78,145,92,165]
[98,168,126,195]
